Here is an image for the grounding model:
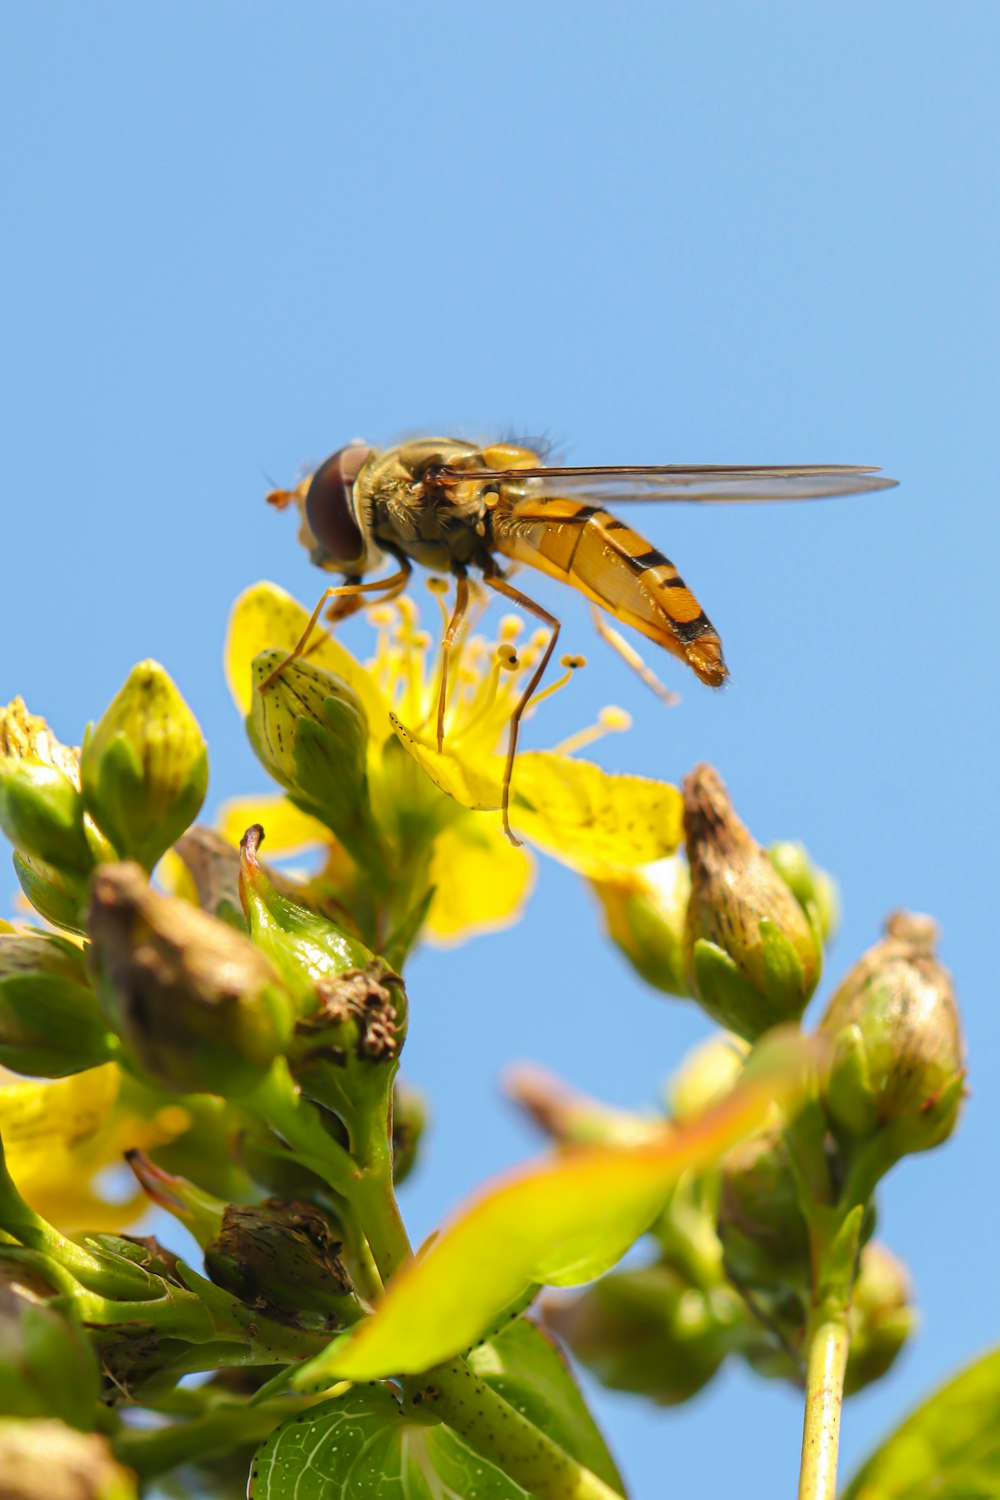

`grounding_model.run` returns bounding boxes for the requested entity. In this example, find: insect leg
[588,606,680,706]
[436,573,471,753]
[482,572,561,847]
[258,561,412,694]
